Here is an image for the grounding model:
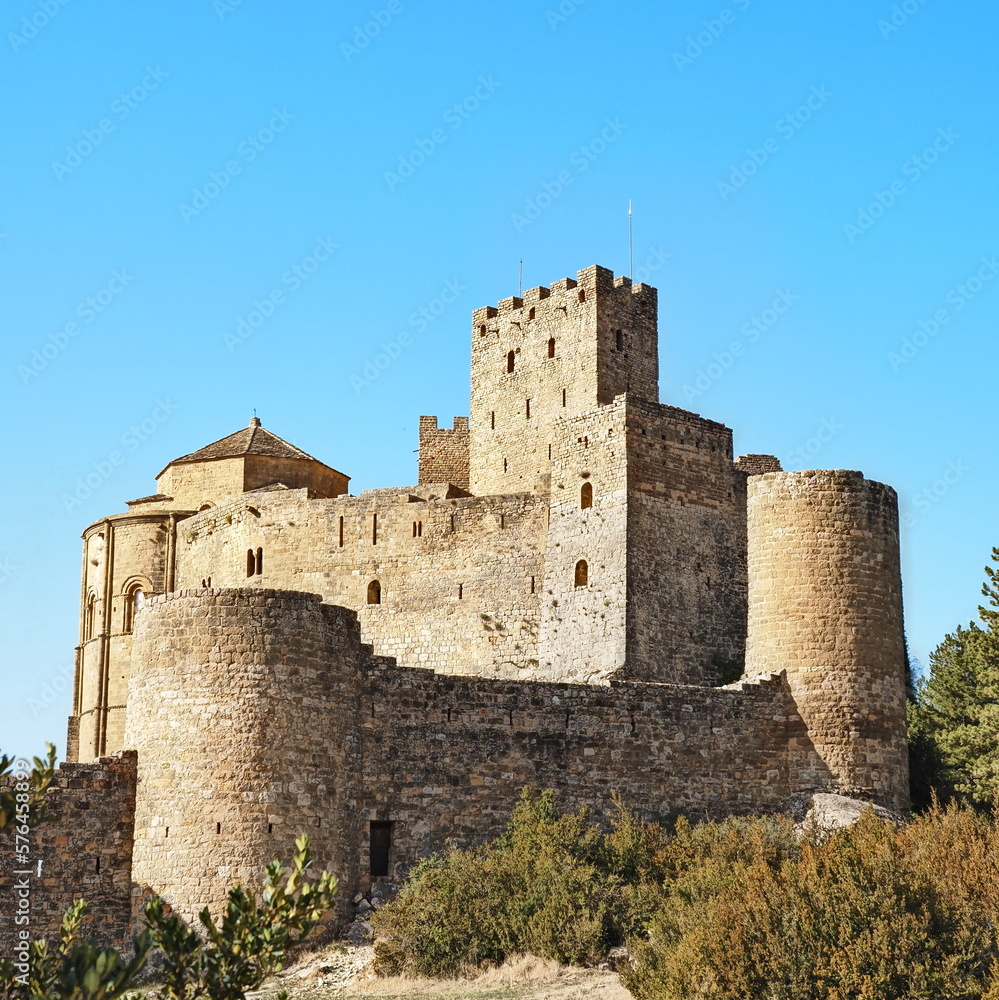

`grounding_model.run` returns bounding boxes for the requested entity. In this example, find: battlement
[473,265,654,323]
